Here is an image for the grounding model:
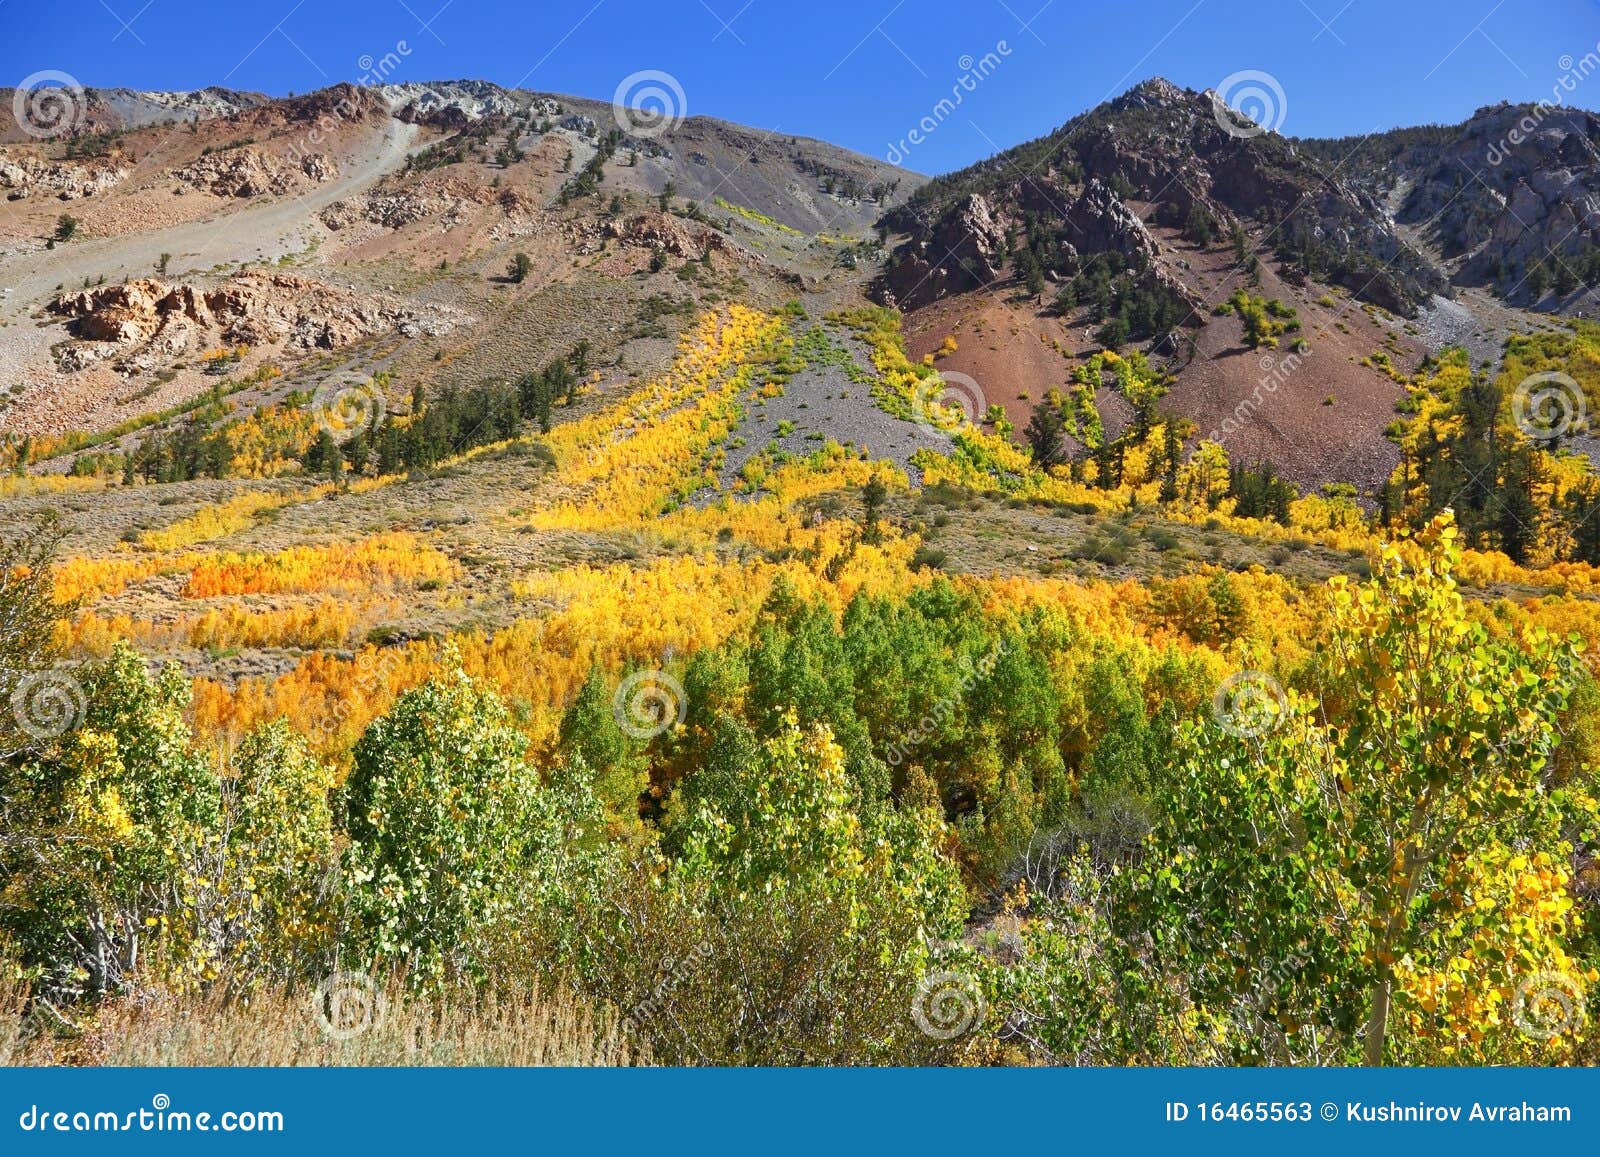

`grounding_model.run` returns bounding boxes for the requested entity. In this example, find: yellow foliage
[140,487,331,551]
